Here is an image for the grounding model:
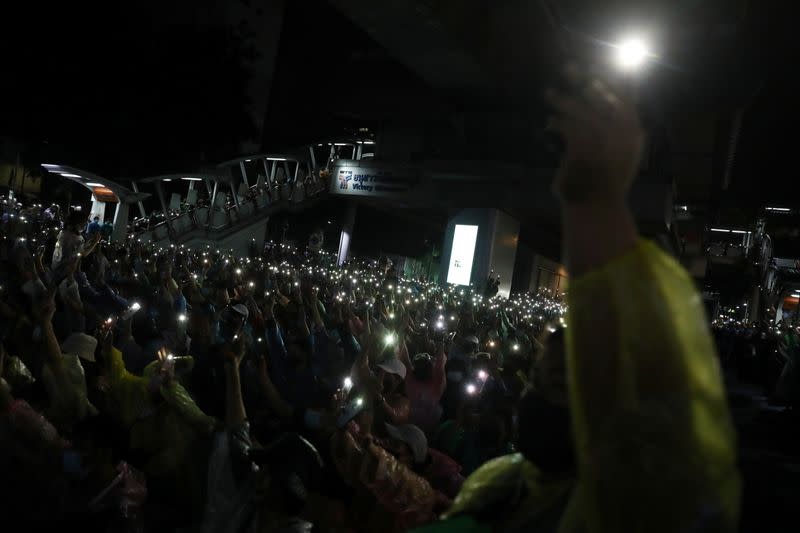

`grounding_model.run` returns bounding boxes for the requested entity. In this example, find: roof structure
[41,164,150,204]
